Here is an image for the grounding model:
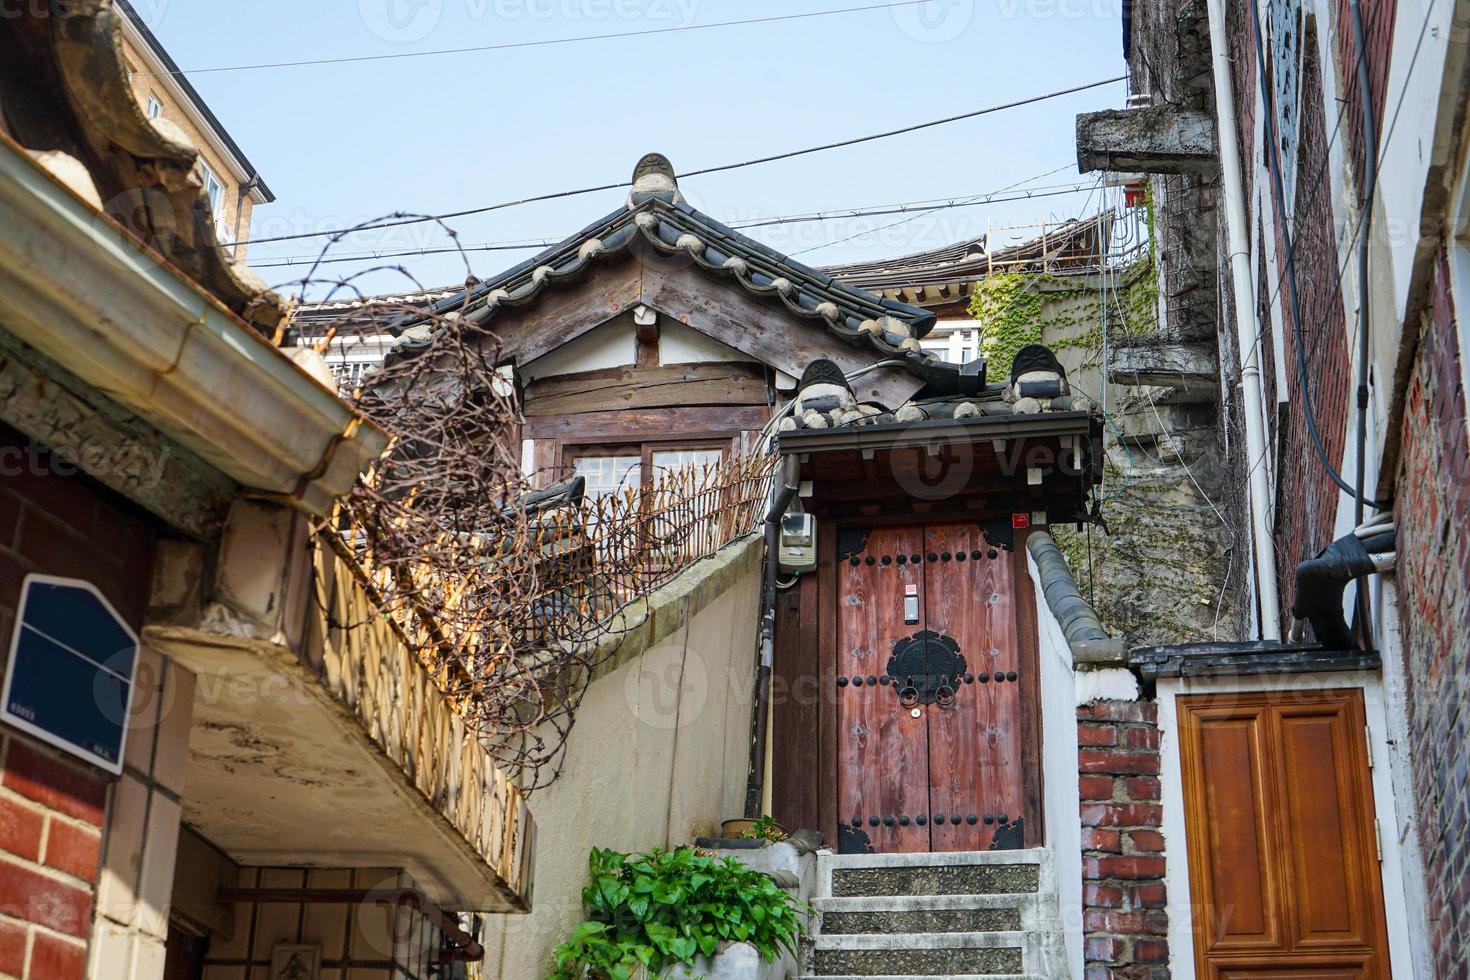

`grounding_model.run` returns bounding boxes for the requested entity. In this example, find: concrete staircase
[799,849,1067,979]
